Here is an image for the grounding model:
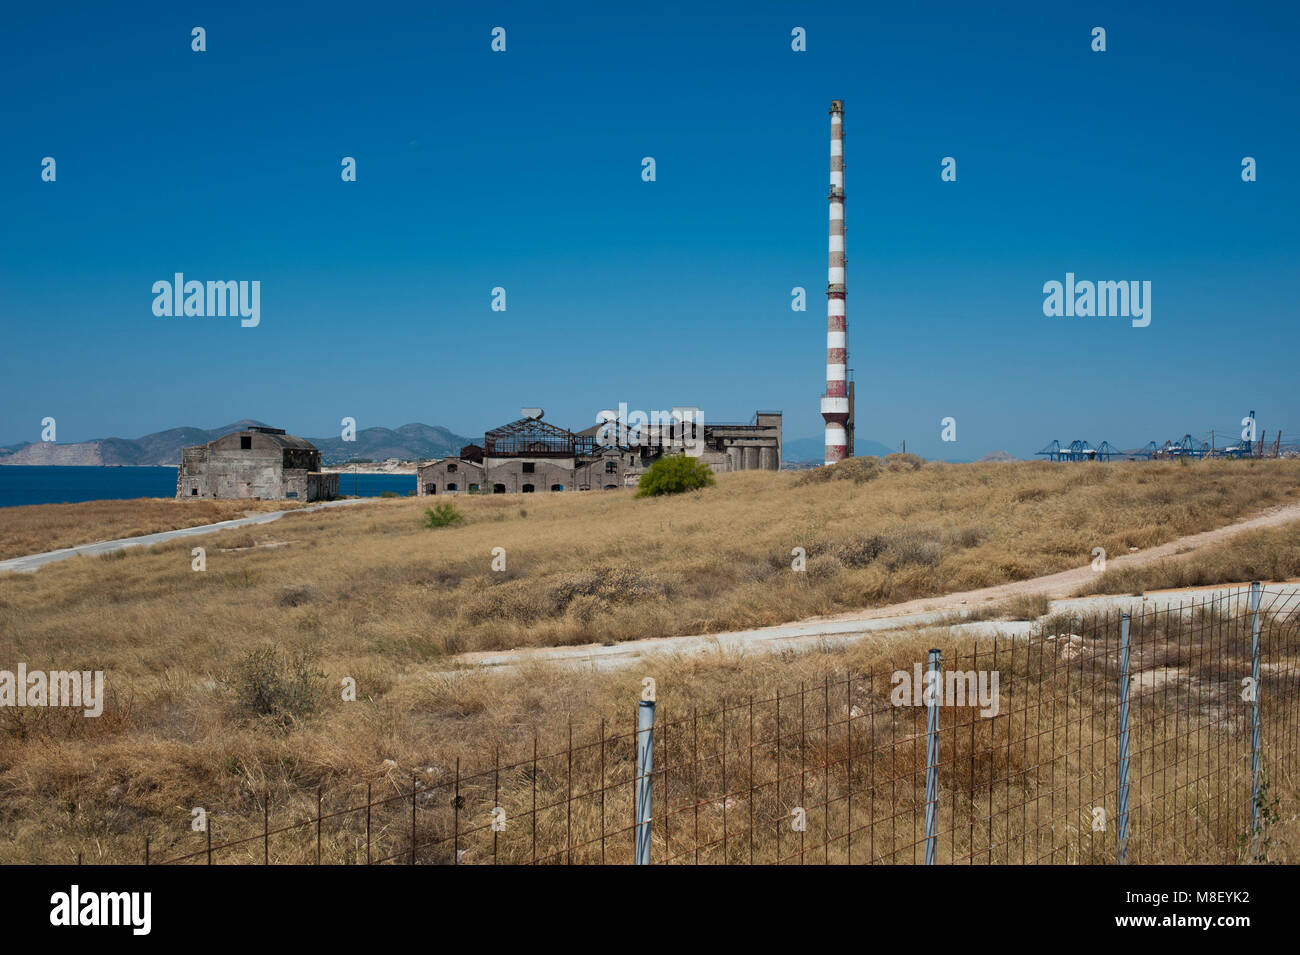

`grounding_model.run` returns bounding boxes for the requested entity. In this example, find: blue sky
[1,0,1296,459]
